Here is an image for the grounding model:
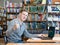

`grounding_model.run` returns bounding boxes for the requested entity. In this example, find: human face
[20,11,28,21]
